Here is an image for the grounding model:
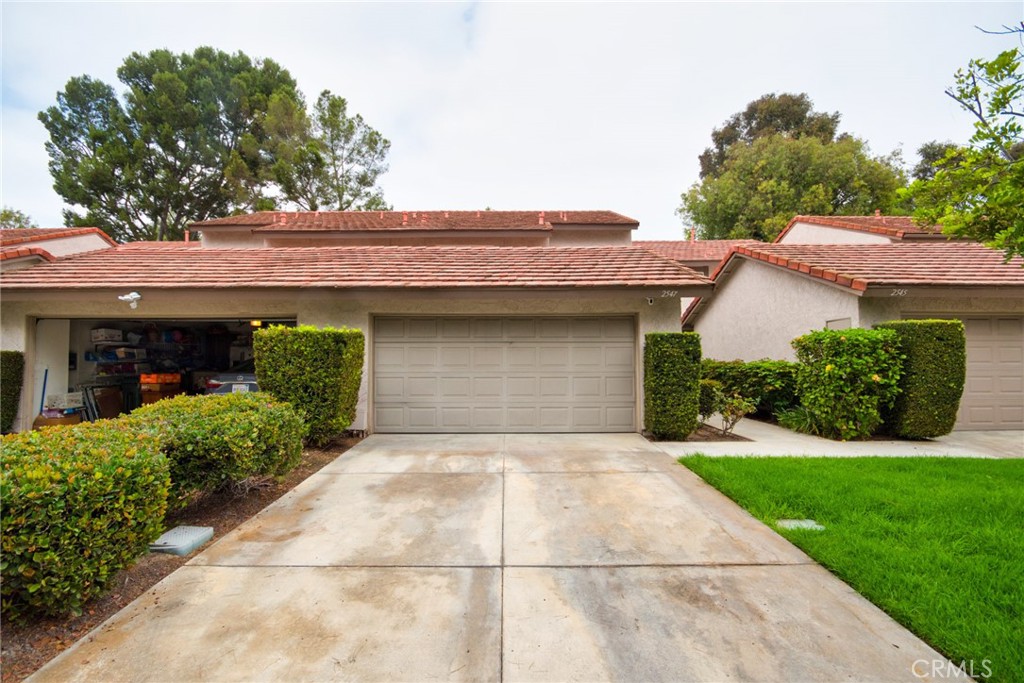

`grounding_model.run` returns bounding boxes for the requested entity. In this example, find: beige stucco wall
[693,259,860,361]
[859,295,1024,327]
[1,287,688,433]
[262,233,550,248]
[548,228,633,246]
[199,229,262,247]
[31,233,114,257]
[779,222,893,245]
